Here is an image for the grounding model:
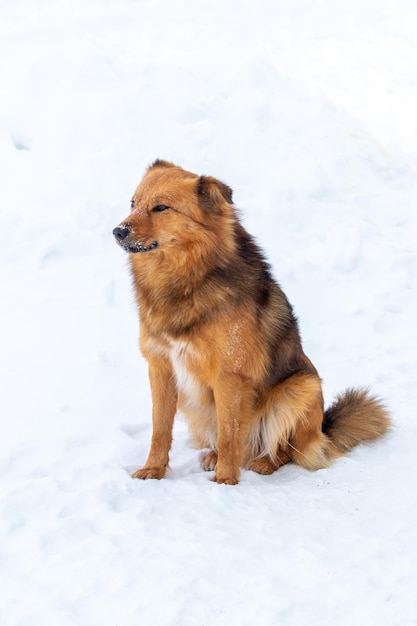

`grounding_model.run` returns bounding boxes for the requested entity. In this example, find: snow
[1,0,416,624]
